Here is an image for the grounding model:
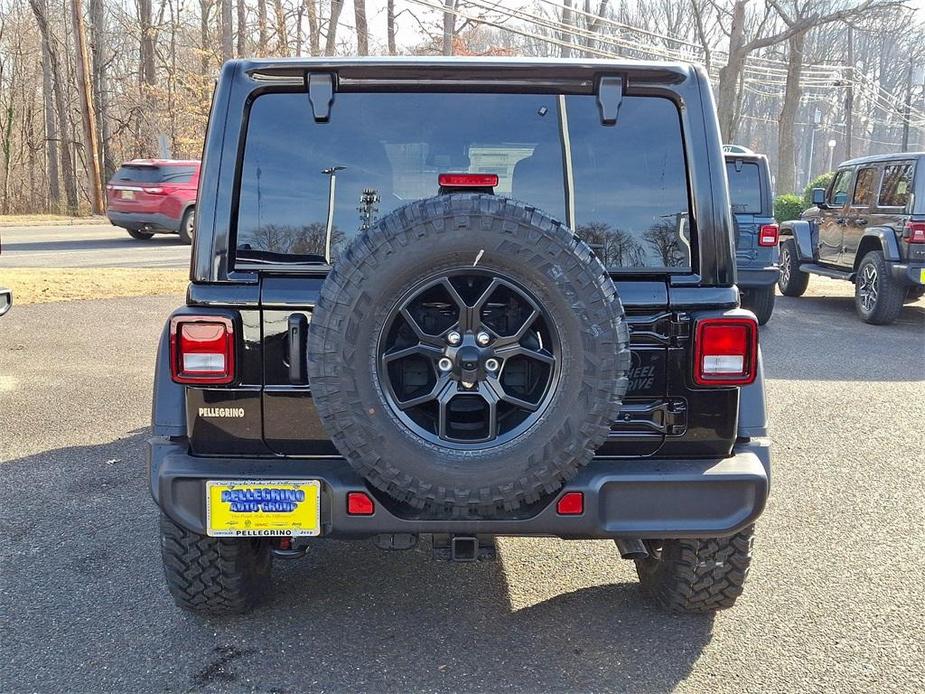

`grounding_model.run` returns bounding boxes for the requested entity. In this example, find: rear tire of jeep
[634,525,755,613]
[855,250,905,325]
[307,194,630,516]
[127,228,154,240]
[777,239,809,297]
[741,285,775,325]
[178,207,195,245]
[159,513,273,615]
